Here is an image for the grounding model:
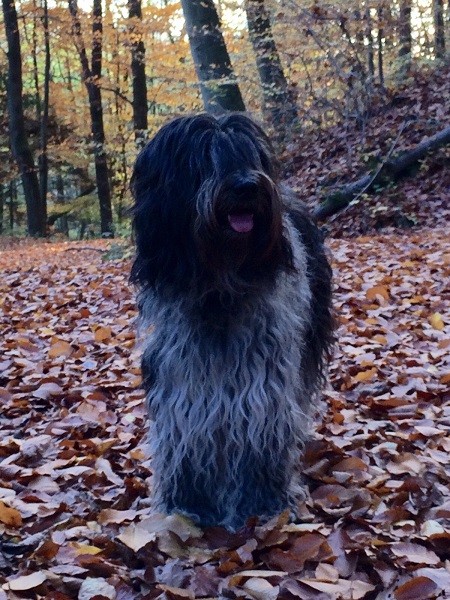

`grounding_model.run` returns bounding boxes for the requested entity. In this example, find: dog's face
[131,114,293,294]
